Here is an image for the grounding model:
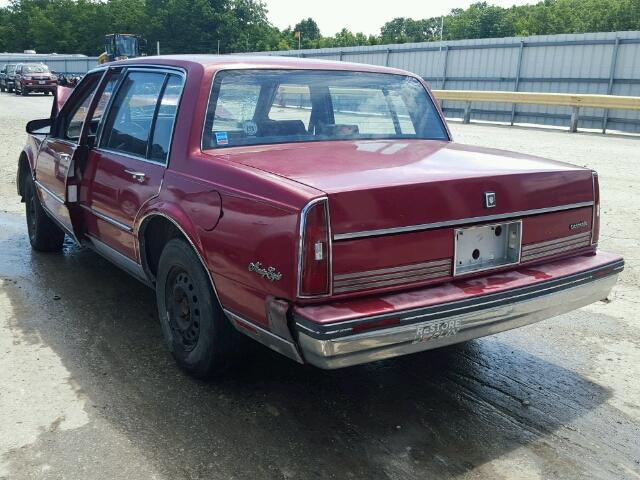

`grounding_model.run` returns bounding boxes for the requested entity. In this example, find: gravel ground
[0,92,639,480]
